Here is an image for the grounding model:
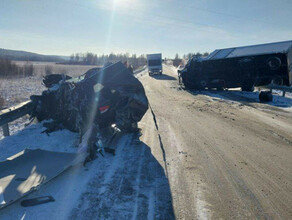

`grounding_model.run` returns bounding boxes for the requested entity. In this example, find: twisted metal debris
[30,62,148,159]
